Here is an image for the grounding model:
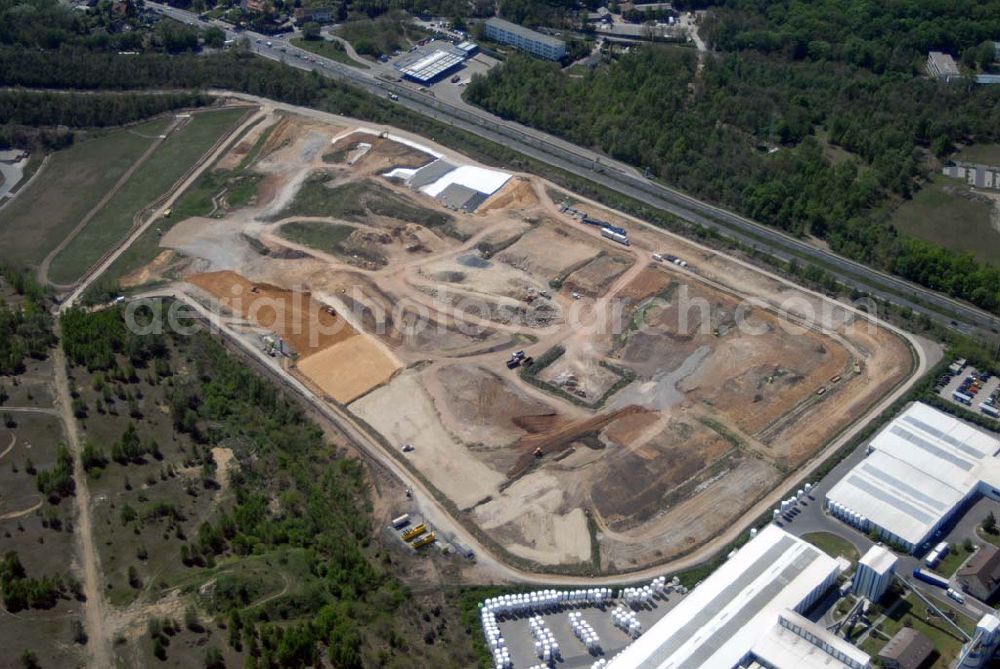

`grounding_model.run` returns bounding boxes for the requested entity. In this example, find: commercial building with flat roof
[825,402,1000,552]
[394,45,468,83]
[608,525,860,669]
[483,18,566,60]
